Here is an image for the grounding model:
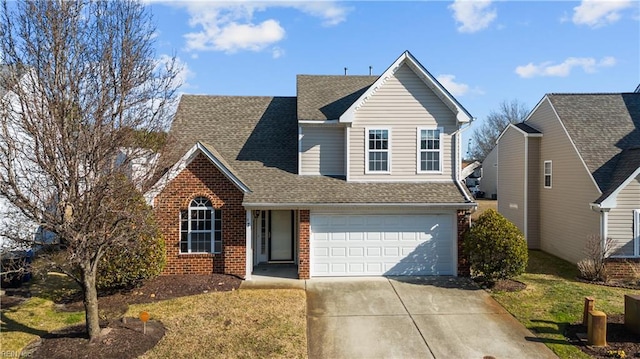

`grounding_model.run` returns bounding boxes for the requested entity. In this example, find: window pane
[369,151,388,171]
